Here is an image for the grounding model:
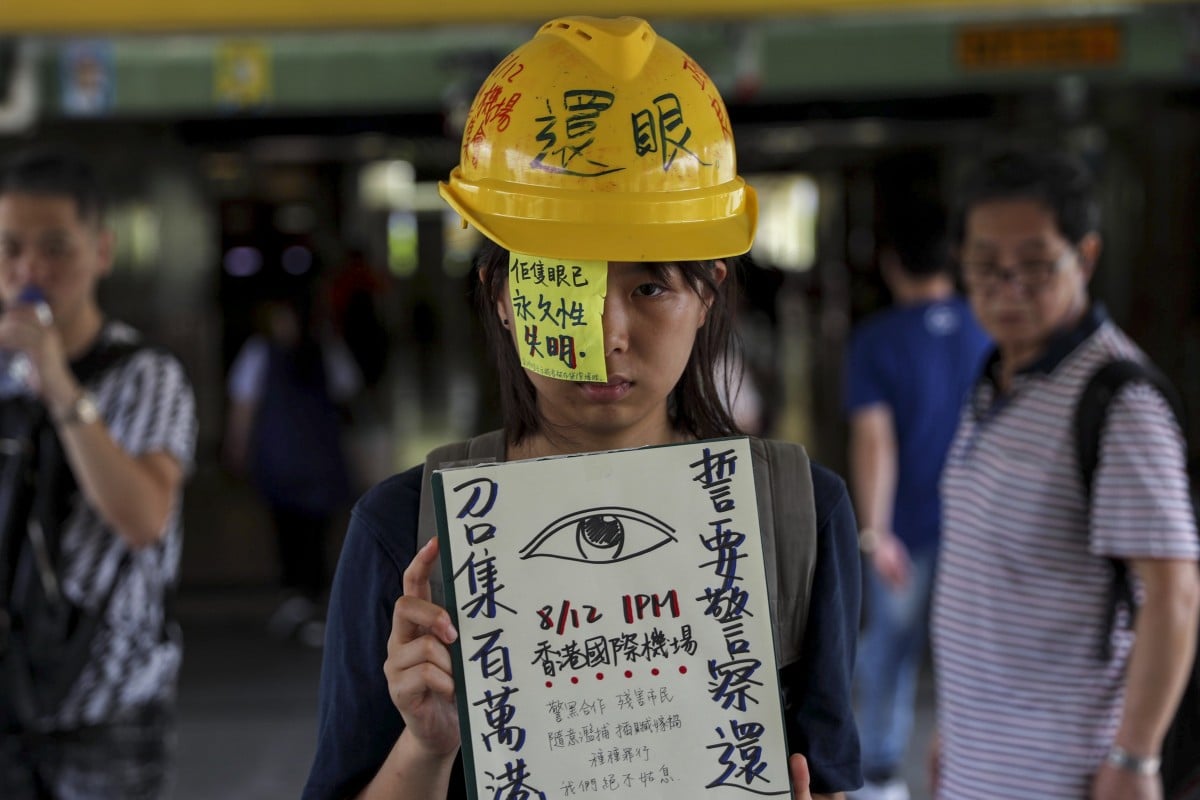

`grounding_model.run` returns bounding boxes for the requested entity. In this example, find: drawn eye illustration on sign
[519,506,676,564]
